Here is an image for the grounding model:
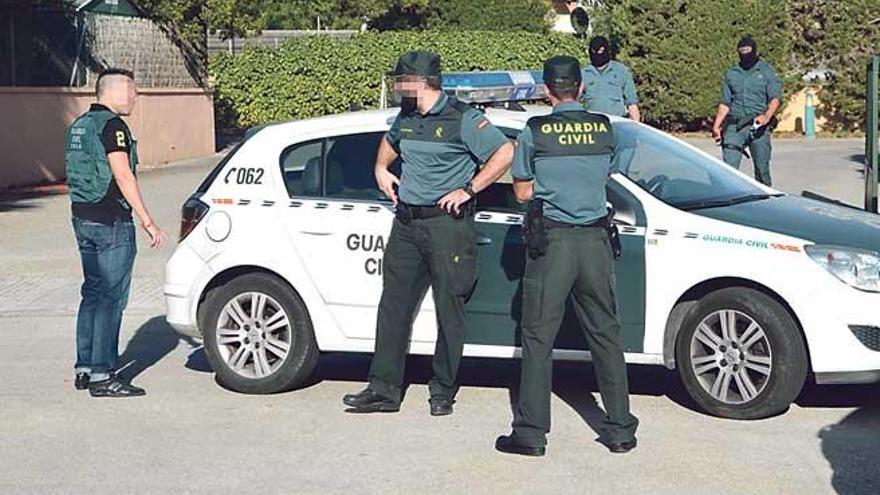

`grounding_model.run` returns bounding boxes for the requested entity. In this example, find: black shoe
[429,397,454,417]
[494,435,545,457]
[88,376,146,398]
[606,438,637,454]
[74,372,90,390]
[343,388,399,413]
